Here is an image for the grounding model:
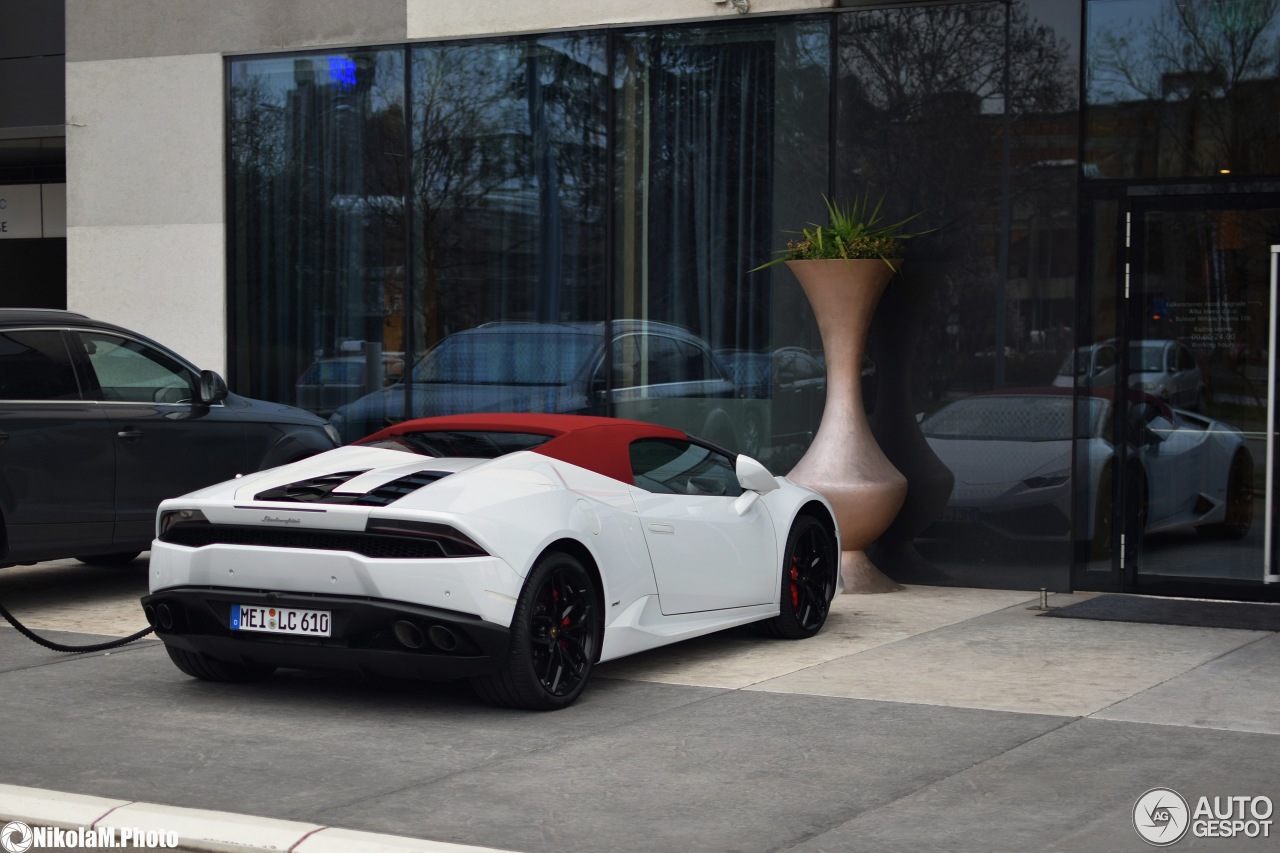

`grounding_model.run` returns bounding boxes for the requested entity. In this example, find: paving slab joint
[0,784,511,853]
